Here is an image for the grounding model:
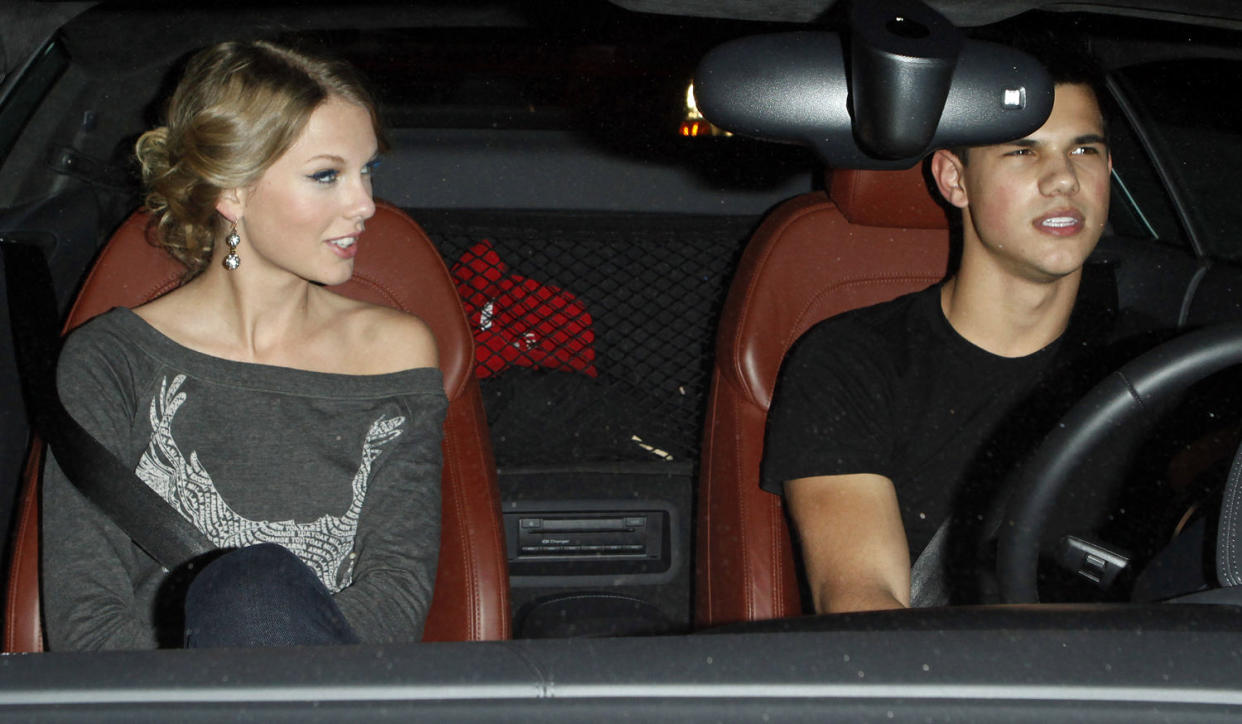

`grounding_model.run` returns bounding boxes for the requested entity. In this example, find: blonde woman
[42,41,443,650]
